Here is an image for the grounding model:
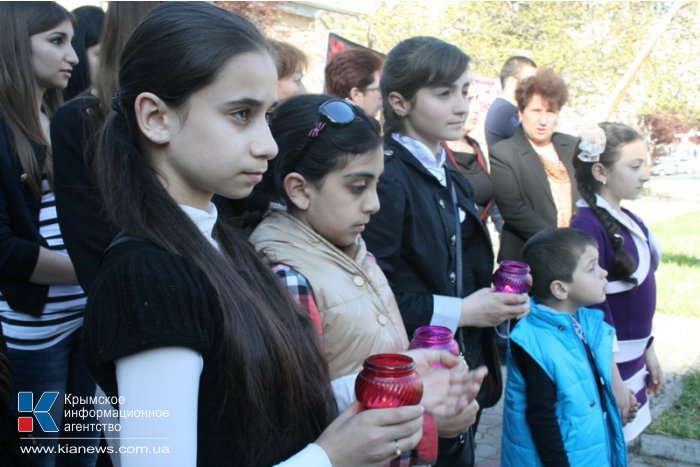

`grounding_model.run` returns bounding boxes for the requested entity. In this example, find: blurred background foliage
[320,1,700,139]
[222,1,699,144]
